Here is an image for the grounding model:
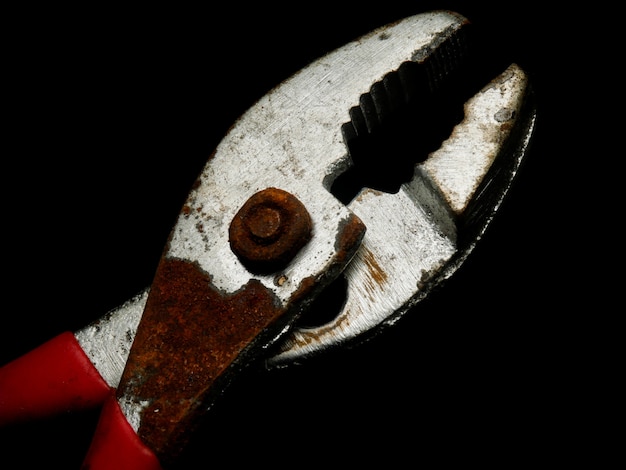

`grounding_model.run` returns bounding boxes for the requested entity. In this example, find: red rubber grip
[81,392,162,470]
[0,331,111,426]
